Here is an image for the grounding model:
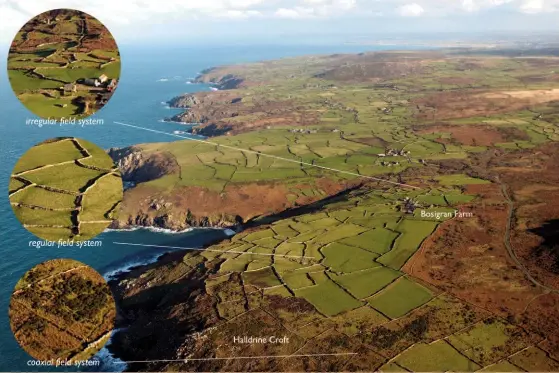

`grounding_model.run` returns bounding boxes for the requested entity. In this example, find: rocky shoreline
[162,63,320,137]
[109,211,242,231]
[105,233,229,372]
[108,146,245,231]
[162,69,246,133]
[107,218,245,371]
